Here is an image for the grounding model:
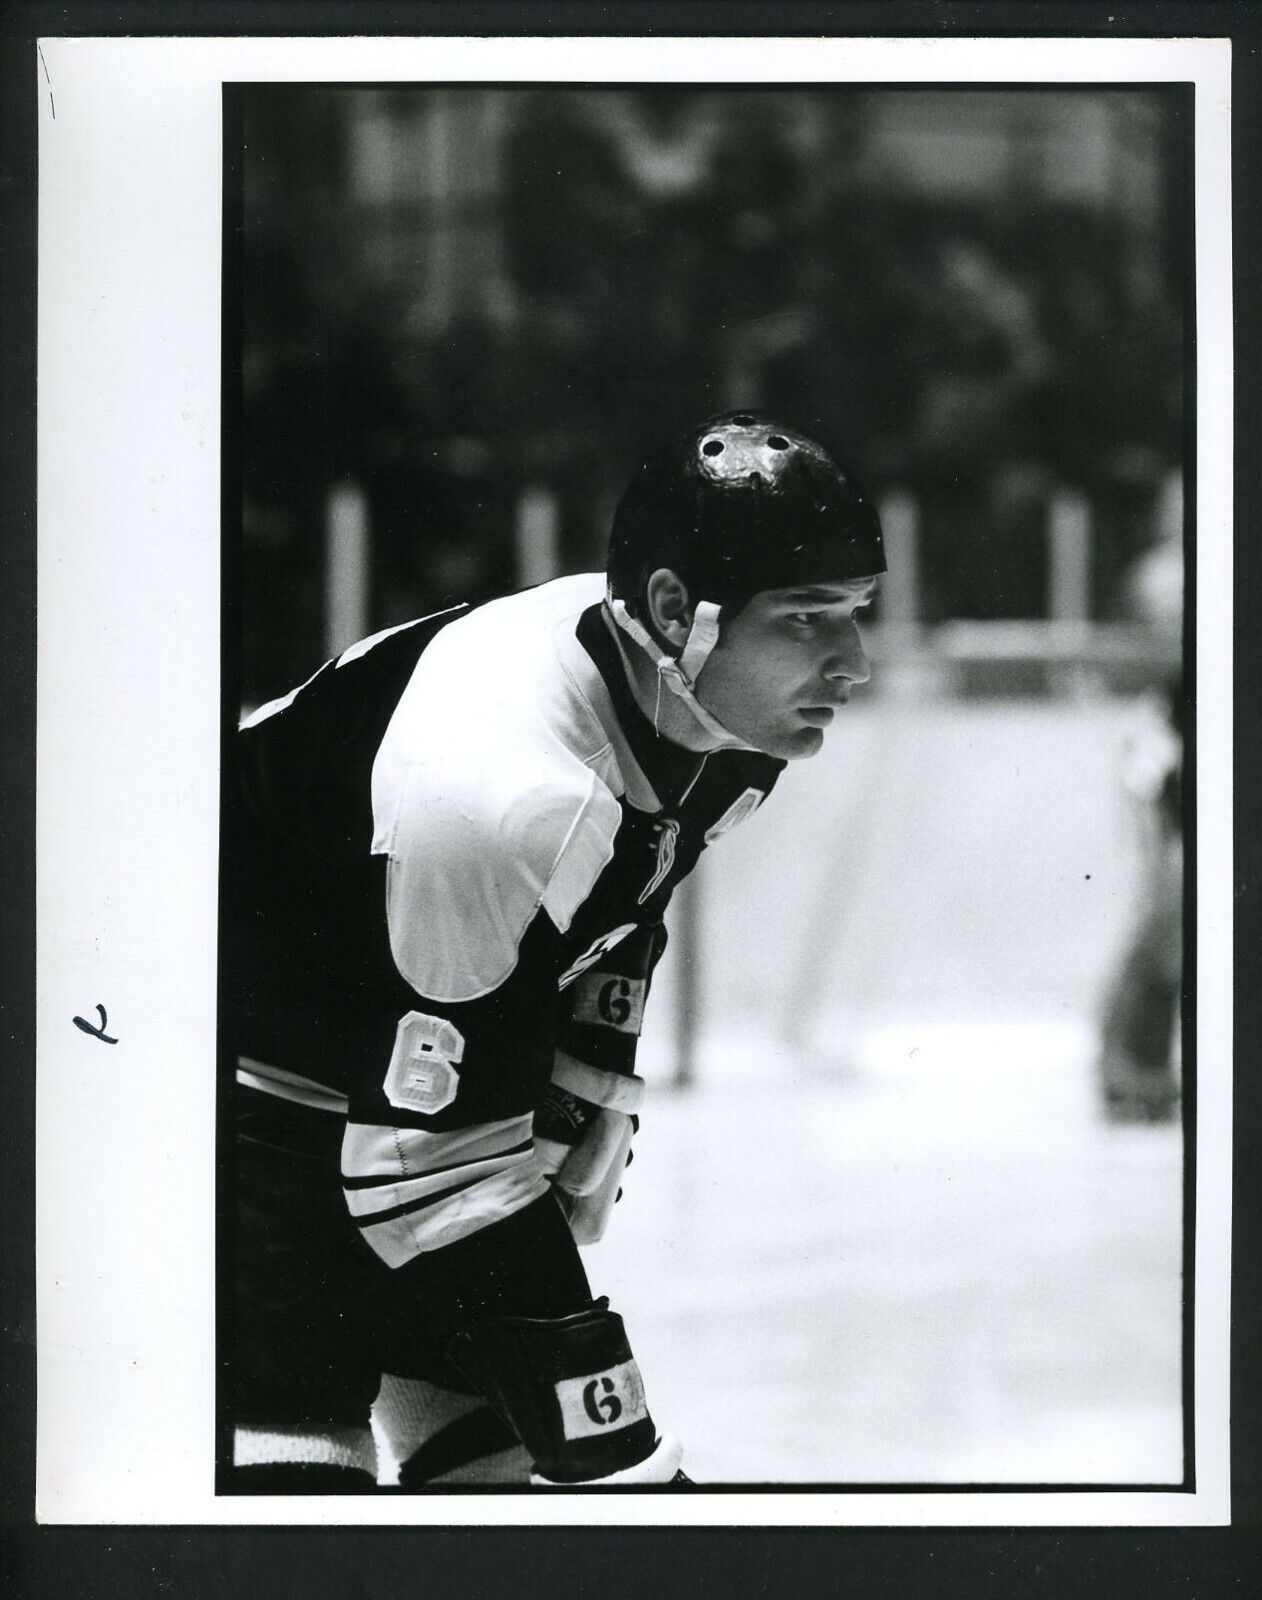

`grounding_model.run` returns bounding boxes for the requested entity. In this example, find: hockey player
[227,412,886,1490]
